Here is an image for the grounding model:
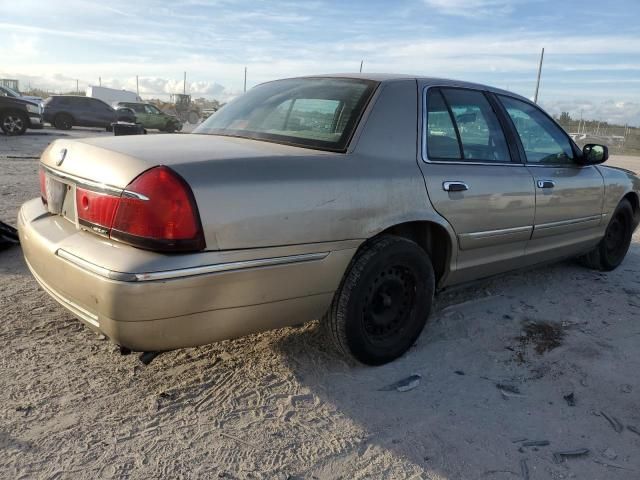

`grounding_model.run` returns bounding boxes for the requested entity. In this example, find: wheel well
[376,221,452,284]
[623,192,640,225]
